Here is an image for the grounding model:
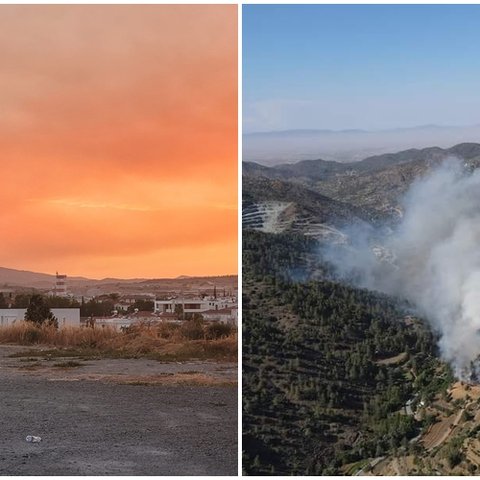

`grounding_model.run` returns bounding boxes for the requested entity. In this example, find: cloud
[0,5,237,278]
